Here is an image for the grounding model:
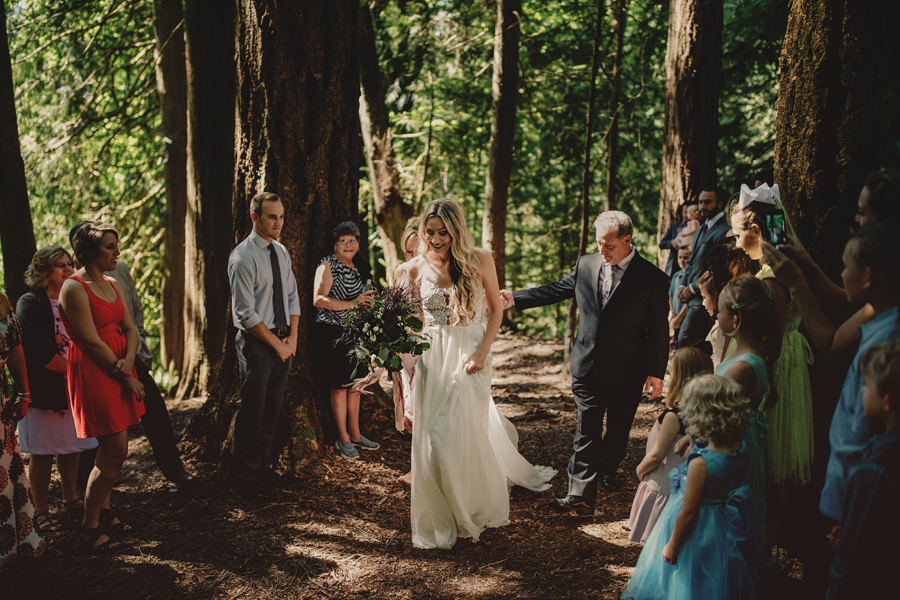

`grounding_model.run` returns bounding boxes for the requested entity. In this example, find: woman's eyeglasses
[336,239,359,246]
[54,261,74,269]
